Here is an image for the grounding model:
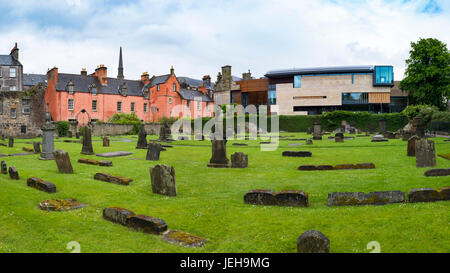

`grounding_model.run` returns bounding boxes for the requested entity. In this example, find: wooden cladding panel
[369,92,390,104]
[237,79,269,92]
